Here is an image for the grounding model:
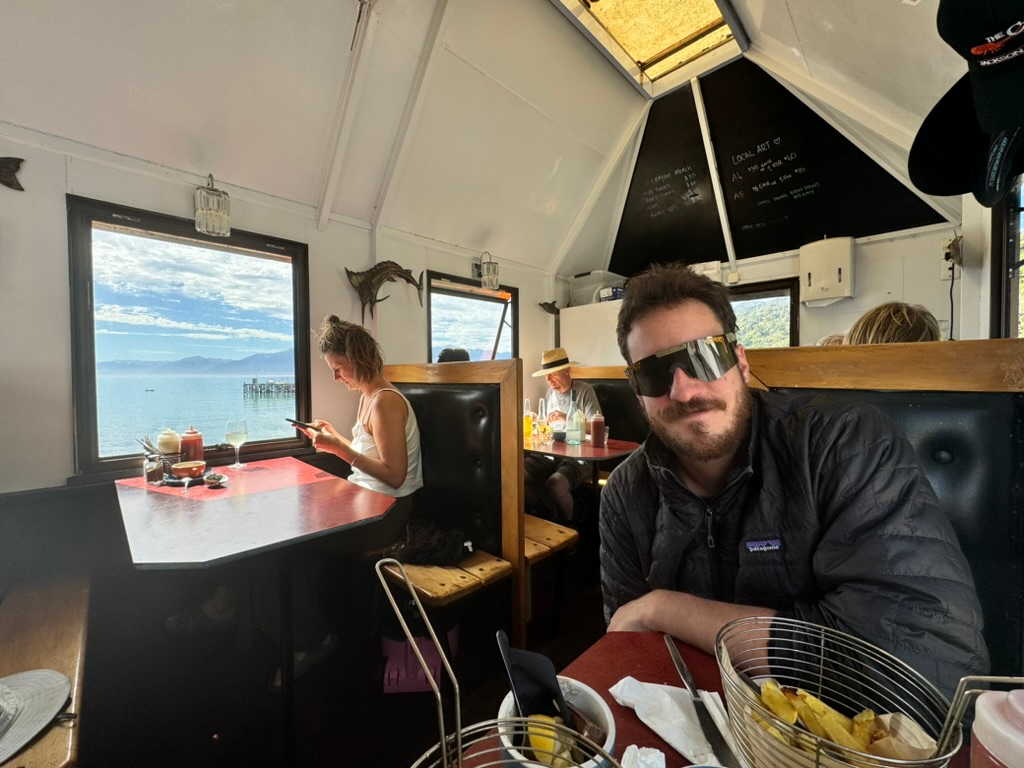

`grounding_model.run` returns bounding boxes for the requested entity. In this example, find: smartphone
[285,417,318,431]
